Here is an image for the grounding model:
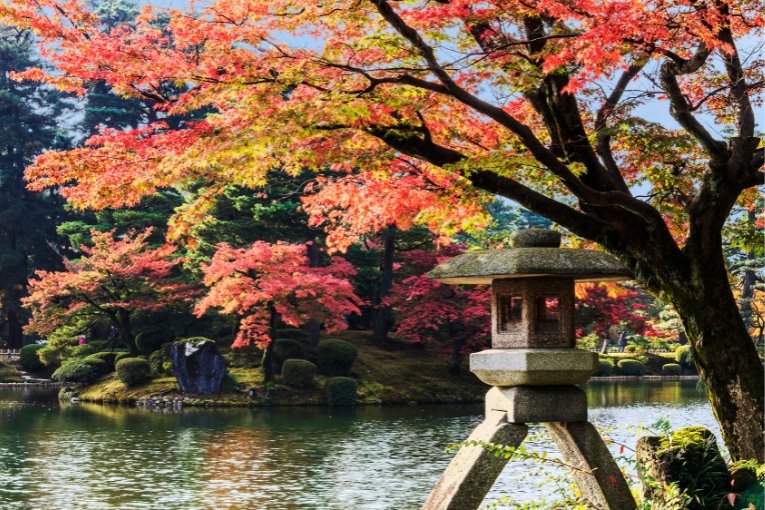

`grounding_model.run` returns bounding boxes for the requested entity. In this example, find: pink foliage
[196,241,362,348]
